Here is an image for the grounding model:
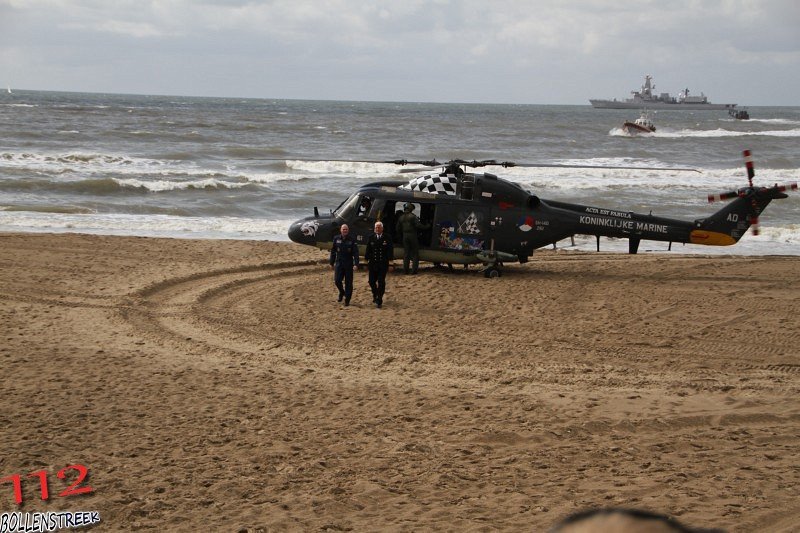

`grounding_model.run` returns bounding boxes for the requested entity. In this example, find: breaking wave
[655,128,800,138]
[610,128,800,139]
[0,211,294,240]
[745,118,800,126]
[0,151,313,189]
